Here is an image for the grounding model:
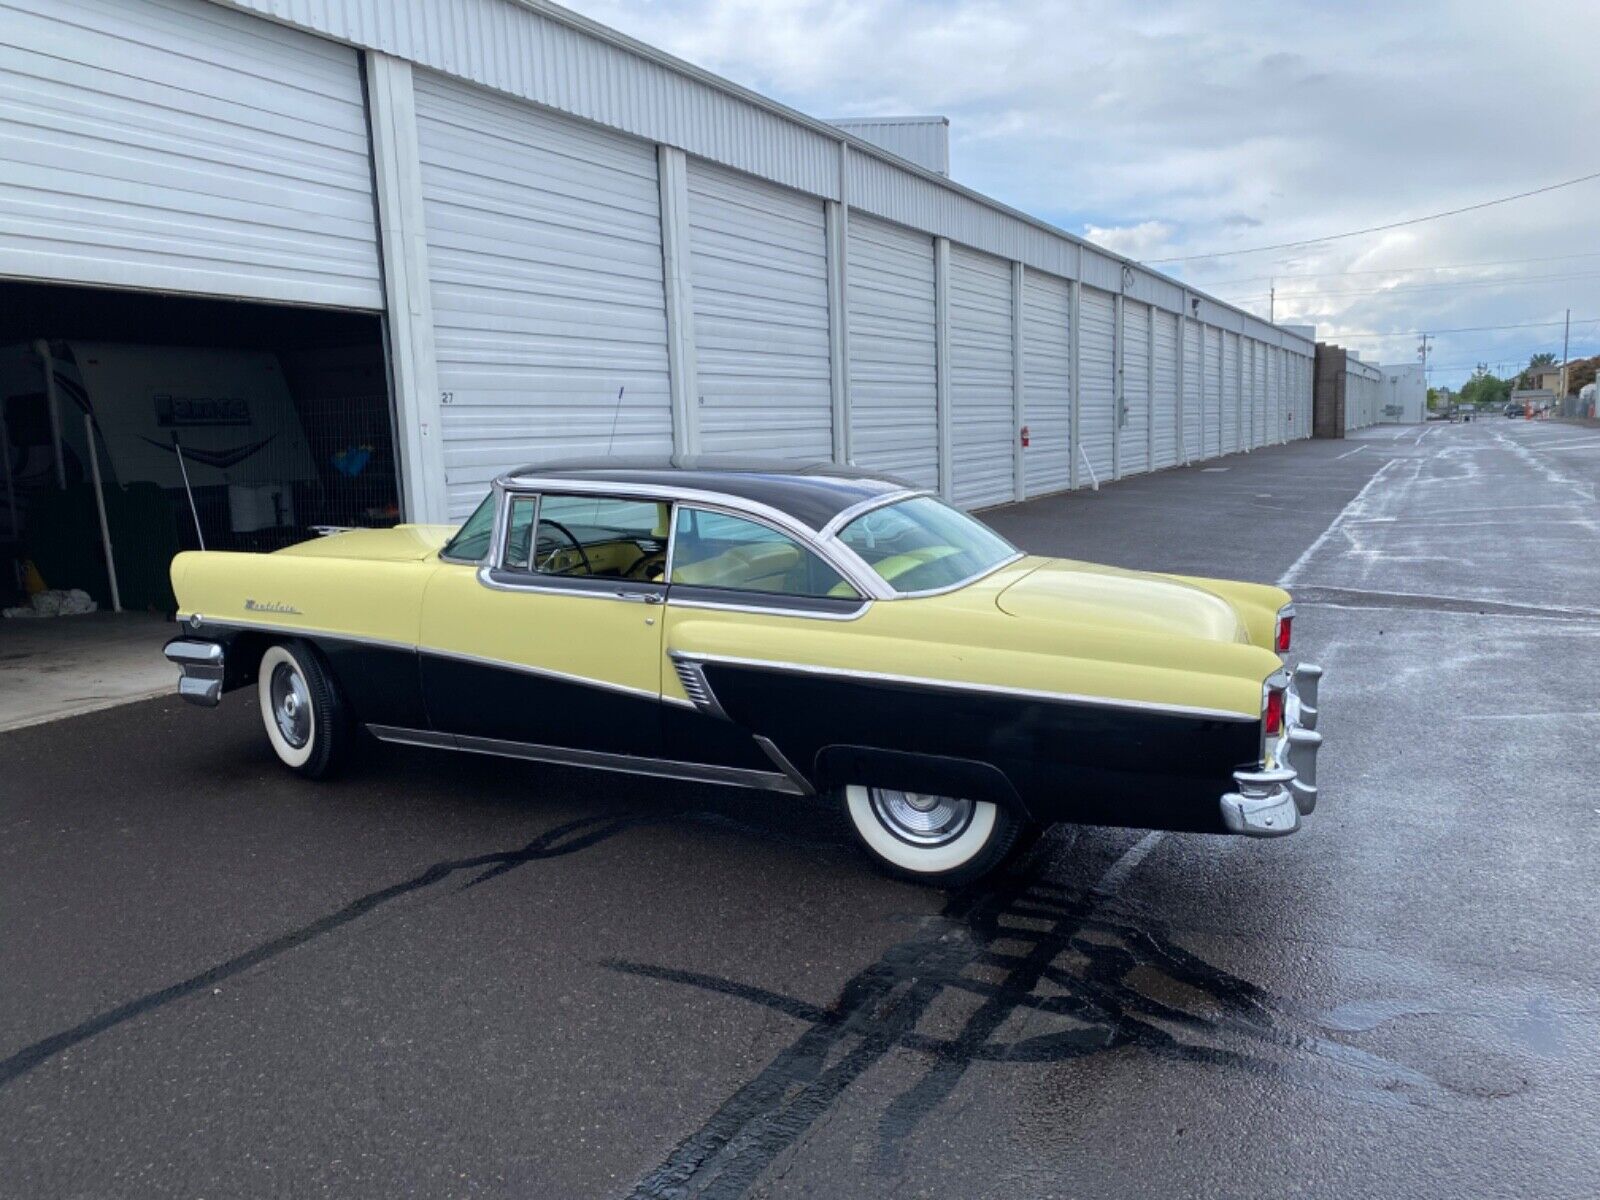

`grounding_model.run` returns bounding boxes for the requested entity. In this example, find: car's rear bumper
[1219,662,1322,837]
